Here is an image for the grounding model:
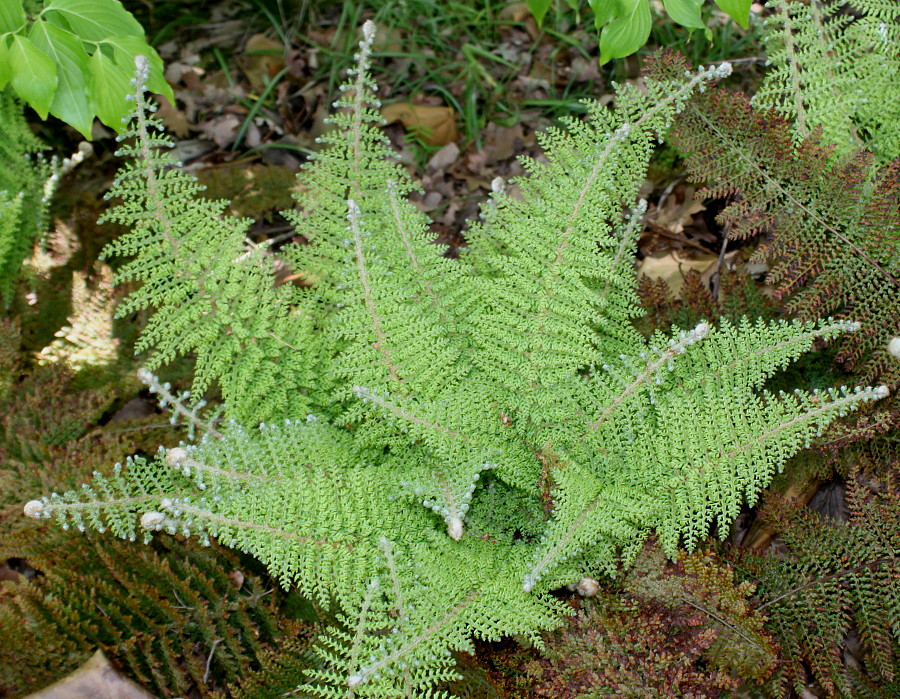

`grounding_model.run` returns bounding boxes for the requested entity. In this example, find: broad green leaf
[526,0,553,26]
[9,34,57,118]
[86,48,130,129]
[664,0,705,29]
[0,38,11,89]
[588,0,620,28]
[599,0,651,63]
[714,0,750,28]
[43,0,143,41]
[0,0,25,34]
[28,19,92,137]
[101,34,175,102]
